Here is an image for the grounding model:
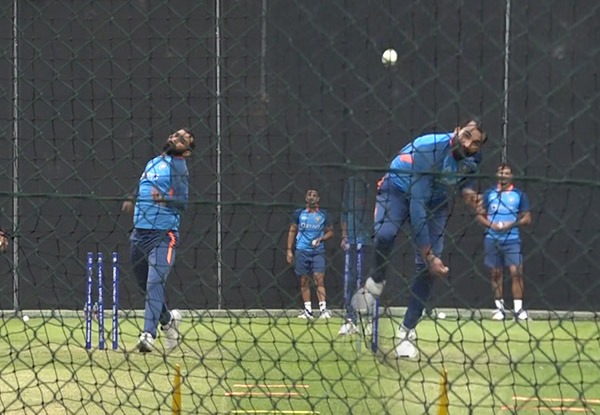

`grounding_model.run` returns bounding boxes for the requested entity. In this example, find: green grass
[0,314,599,414]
